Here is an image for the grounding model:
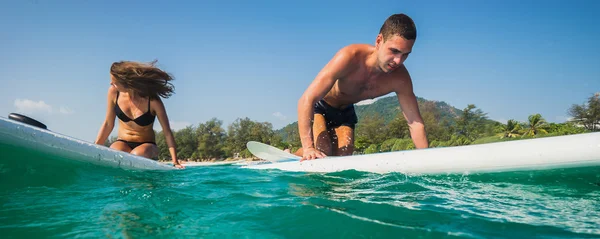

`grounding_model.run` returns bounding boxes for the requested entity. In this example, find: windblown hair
[379,13,417,41]
[110,60,175,99]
